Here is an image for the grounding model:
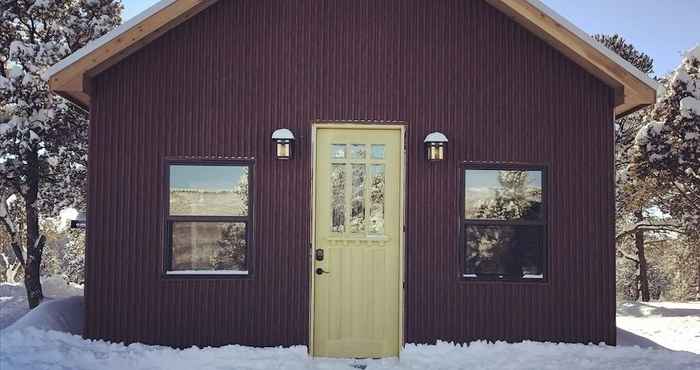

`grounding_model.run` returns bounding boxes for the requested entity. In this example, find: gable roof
[47,0,658,117]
